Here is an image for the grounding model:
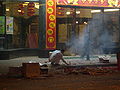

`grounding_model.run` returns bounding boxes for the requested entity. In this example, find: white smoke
[67,13,119,57]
